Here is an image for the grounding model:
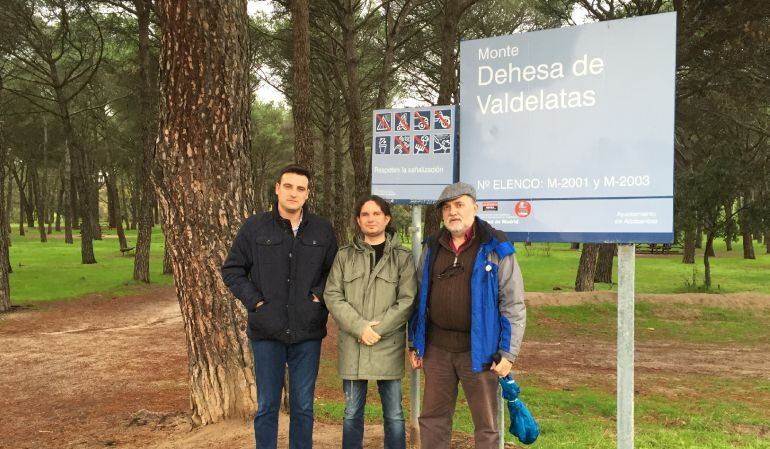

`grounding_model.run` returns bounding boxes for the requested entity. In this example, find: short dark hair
[276,165,311,185]
[353,195,394,233]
